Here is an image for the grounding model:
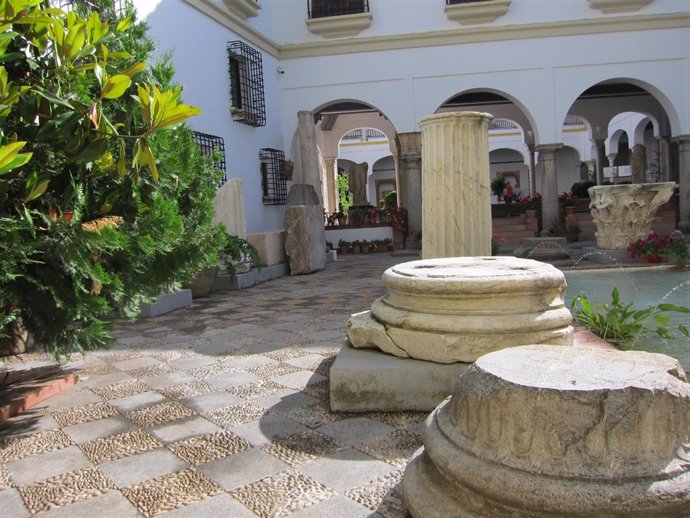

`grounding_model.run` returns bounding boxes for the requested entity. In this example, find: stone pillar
[536,144,562,236]
[674,135,690,231]
[418,112,493,258]
[285,111,326,274]
[594,138,607,185]
[297,110,323,205]
[630,144,646,184]
[403,344,690,517]
[659,135,672,182]
[323,156,337,213]
[527,144,536,196]
[398,132,422,235]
